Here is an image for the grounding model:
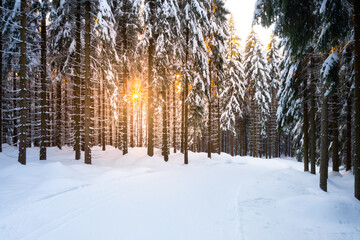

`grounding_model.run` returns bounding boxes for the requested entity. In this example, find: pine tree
[179,0,210,164]
[244,29,270,157]
[220,15,244,143]
[266,35,280,159]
